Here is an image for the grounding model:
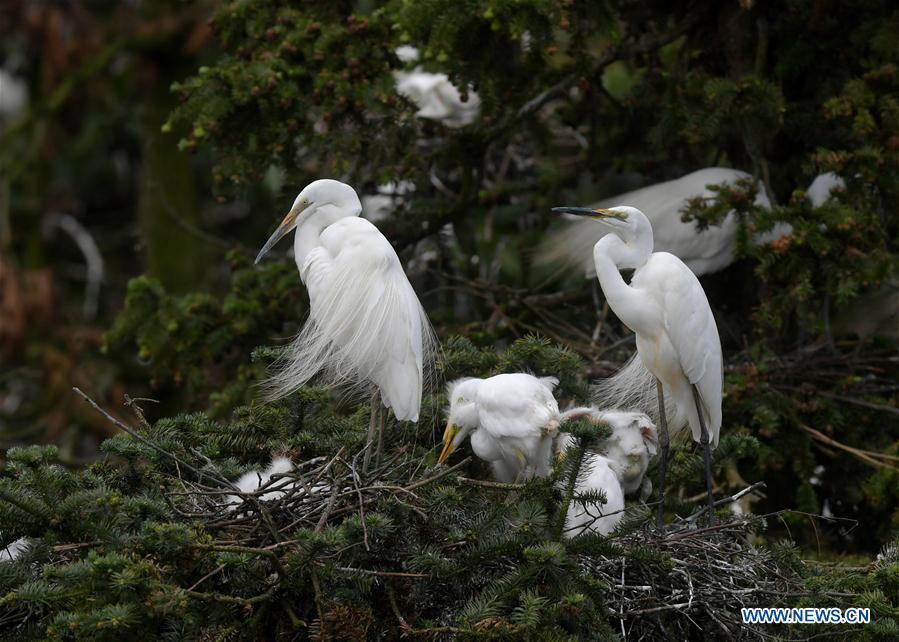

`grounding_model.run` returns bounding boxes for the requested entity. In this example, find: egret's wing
[536,167,758,278]
[477,374,559,440]
[655,254,723,445]
[264,217,437,422]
